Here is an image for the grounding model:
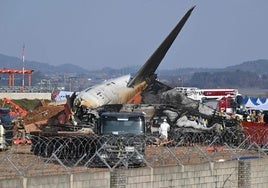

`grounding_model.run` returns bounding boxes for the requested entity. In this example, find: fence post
[110,170,126,188]
[23,177,27,188]
[238,160,251,188]
[70,174,73,188]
